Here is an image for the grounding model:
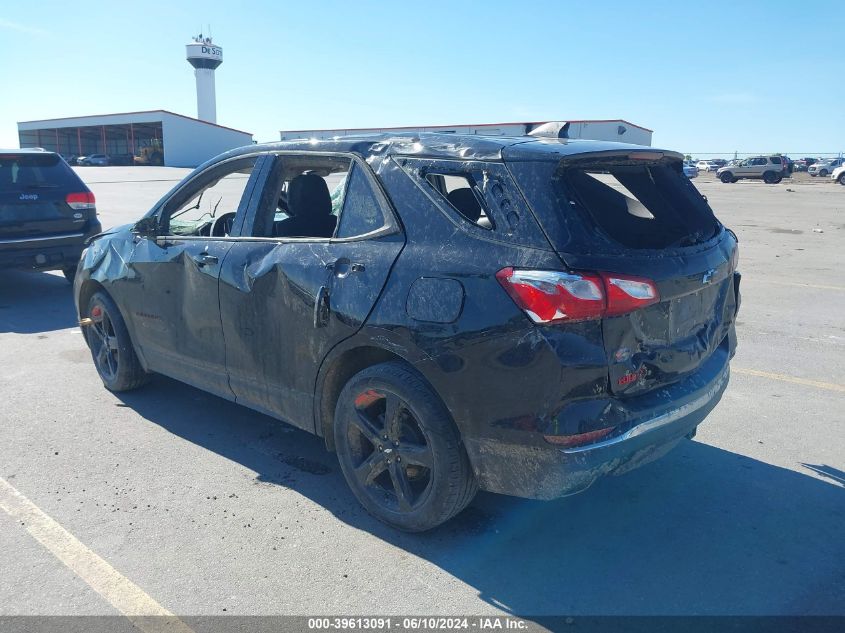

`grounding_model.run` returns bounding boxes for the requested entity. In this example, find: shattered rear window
[552,160,719,249]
